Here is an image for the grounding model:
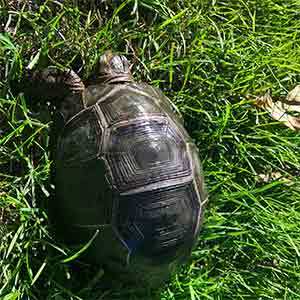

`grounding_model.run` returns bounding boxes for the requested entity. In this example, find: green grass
[1,0,300,299]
